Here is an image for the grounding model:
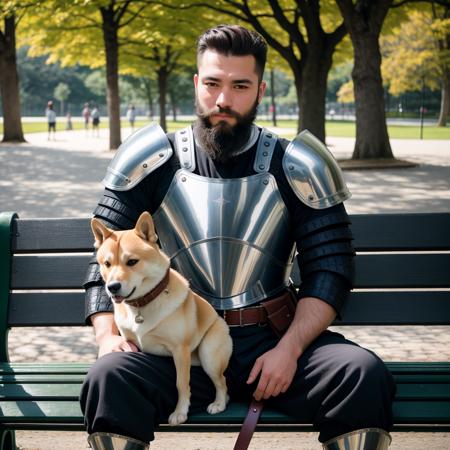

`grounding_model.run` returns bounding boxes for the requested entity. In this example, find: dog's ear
[135,211,158,243]
[91,218,113,249]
